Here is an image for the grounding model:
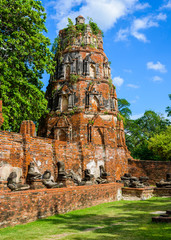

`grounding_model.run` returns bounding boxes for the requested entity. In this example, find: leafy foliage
[52,17,103,55]
[88,17,104,36]
[51,36,60,55]
[166,94,171,117]
[70,74,79,84]
[76,23,87,35]
[108,79,113,89]
[67,18,74,27]
[117,113,124,121]
[52,18,77,56]
[125,111,170,160]
[0,0,54,131]
[148,126,171,161]
[118,98,132,120]
[118,98,171,160]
